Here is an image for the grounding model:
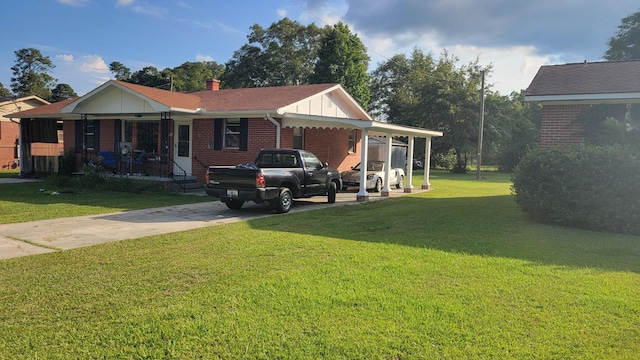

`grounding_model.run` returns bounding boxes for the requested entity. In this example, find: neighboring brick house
[0,95,52,170]
[525,60,640,148]
[7,80,442,200]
